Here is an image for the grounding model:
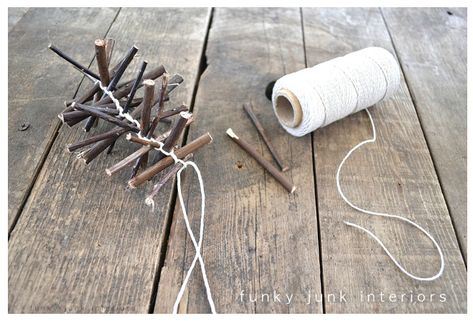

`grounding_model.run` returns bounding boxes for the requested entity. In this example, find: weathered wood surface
[8,7,467,314]
[8,8,211,313]
[303,8,466,312]
[8,7,29,32]
[155,8,322,313]
[382,8,467,260]
[8,8,119,232]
